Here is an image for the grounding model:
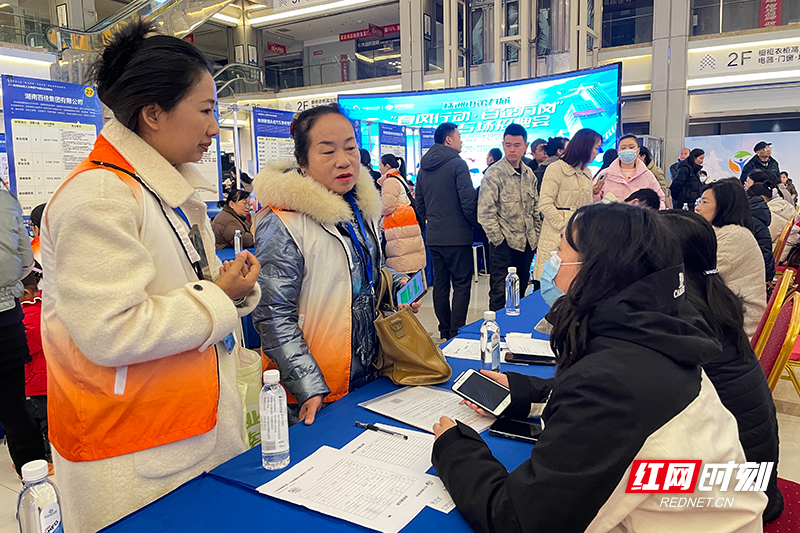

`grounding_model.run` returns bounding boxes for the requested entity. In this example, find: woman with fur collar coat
[253,105,411,426]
